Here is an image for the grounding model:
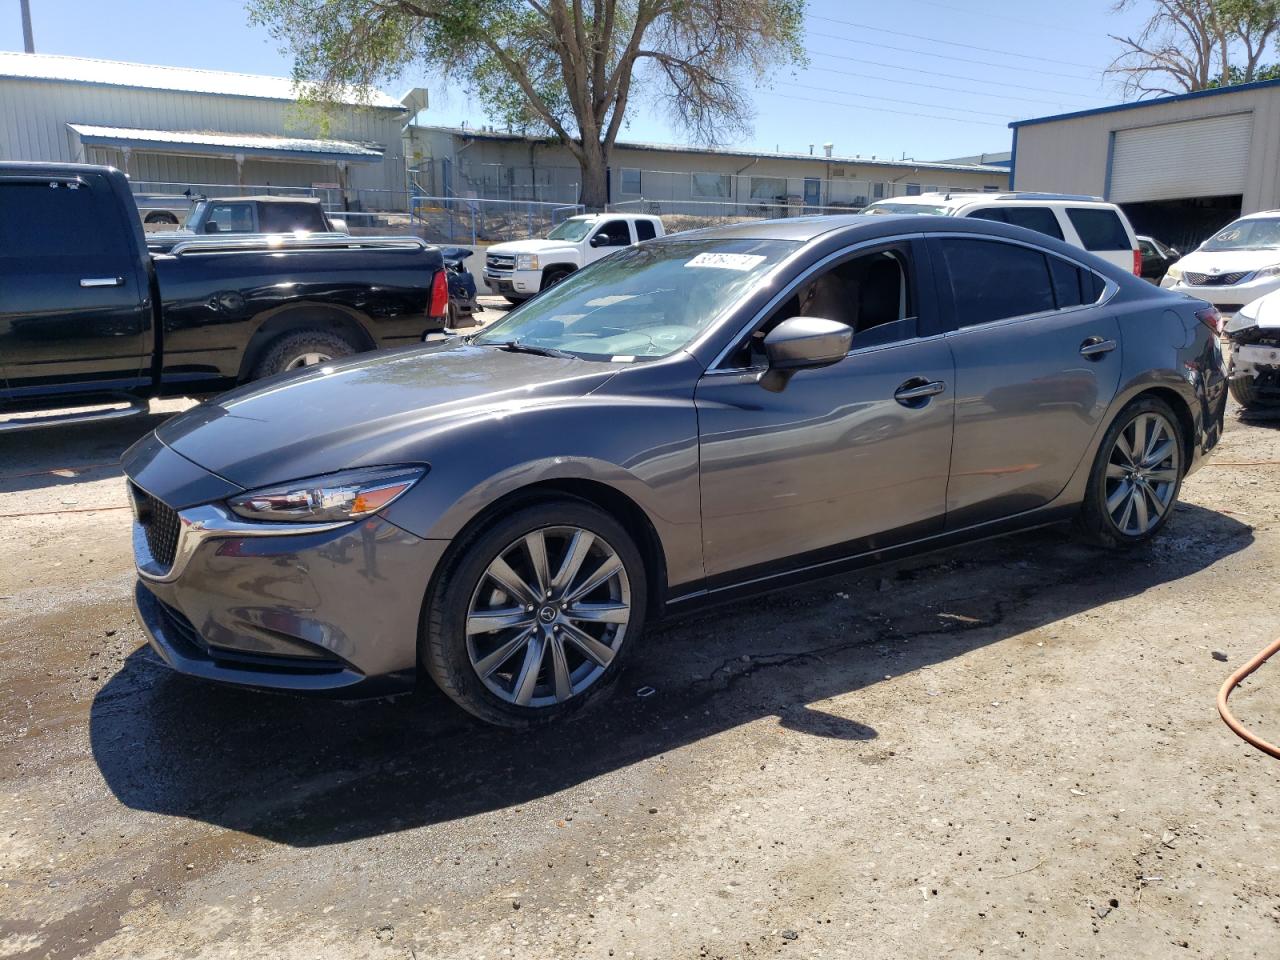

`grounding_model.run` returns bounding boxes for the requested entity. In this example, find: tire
[541,267,573,291]
[1228,373,1280,409]
[421,499,648,728]
[447,301,459,328]
[1076,396,1185,548]
[503,295,527,306]
[250,329,359,380]
[144,211,180,225]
